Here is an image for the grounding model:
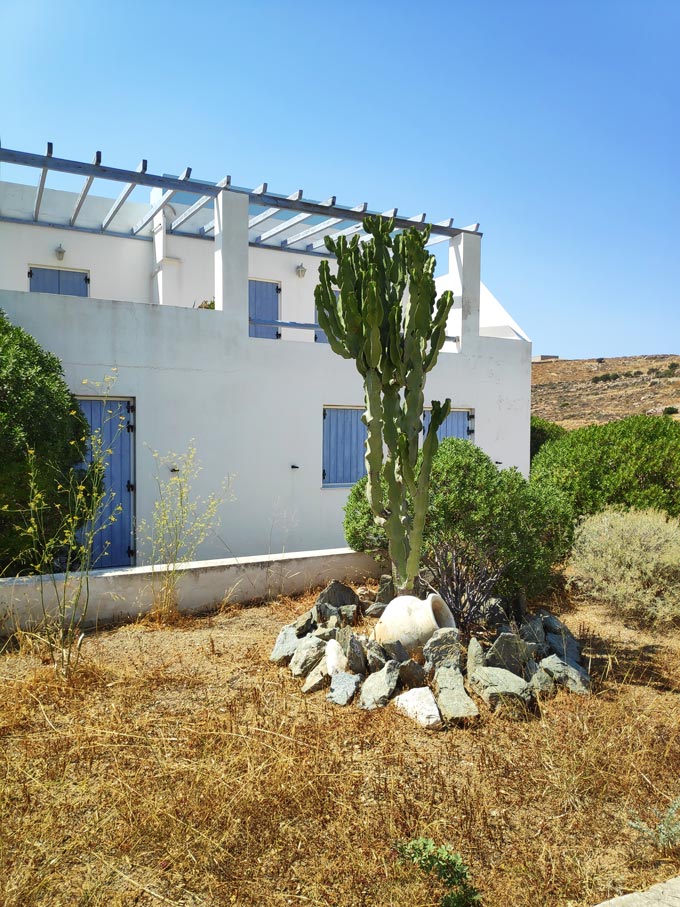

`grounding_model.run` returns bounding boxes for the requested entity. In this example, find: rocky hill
[531,354,680,429]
